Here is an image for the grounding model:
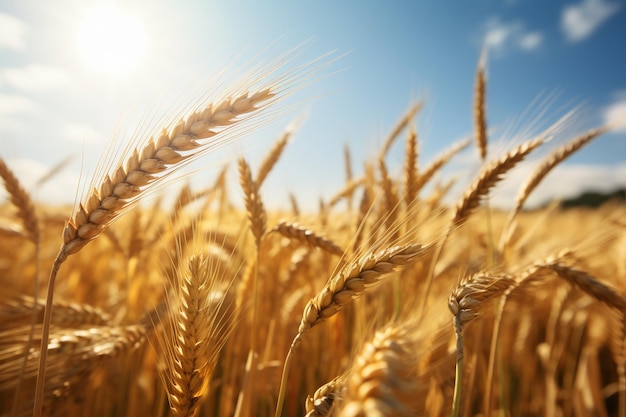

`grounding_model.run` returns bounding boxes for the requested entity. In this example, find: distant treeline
[560,188,625,208]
